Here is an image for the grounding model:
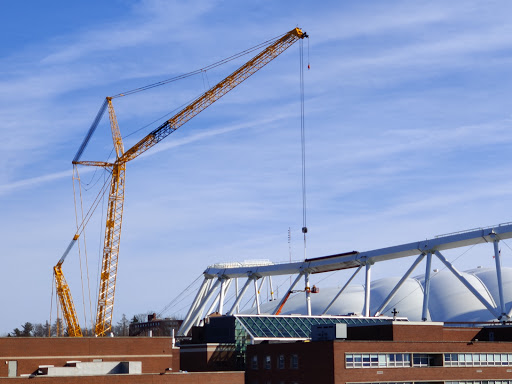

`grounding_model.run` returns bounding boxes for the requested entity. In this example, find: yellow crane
[54,27,308,337]
[53,234,83,337]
